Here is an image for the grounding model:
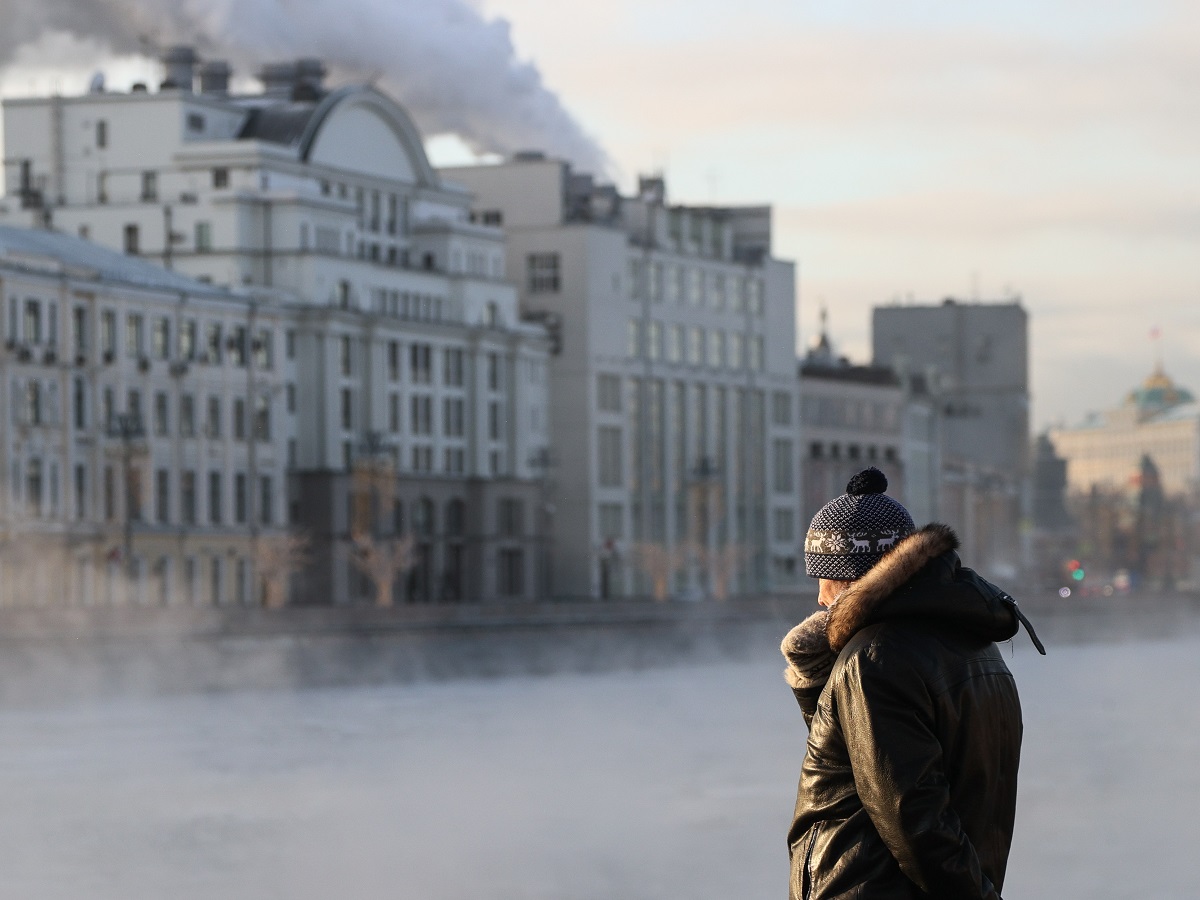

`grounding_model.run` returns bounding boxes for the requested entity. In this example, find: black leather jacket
[782,524,1043,899]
